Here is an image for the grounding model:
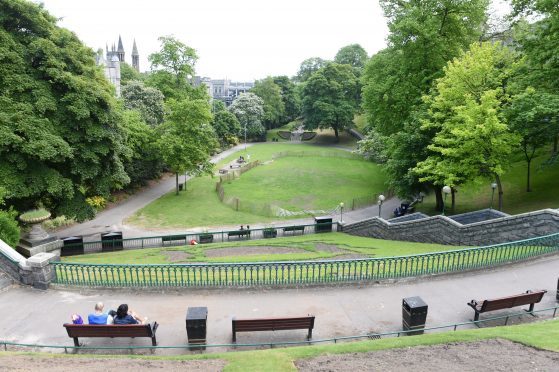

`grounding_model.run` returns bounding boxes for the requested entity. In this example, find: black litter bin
[61,236,84,256]
[186,307,208,349]
[402,296,428,335]
[314,216,333,233]
[101,232,123,252]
